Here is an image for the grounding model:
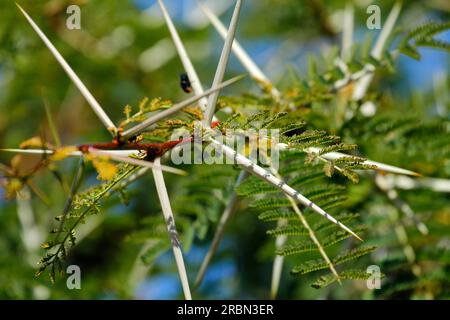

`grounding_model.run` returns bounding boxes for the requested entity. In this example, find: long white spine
[152,158,192,300]
[210,139,362,241]
[16,4,117,133]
